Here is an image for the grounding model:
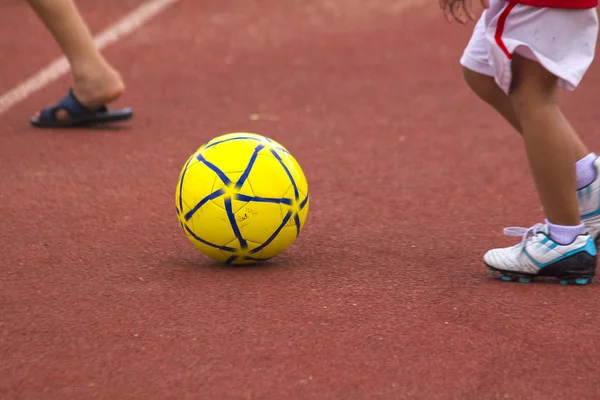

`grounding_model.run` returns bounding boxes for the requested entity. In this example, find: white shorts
[460,0,599,94]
